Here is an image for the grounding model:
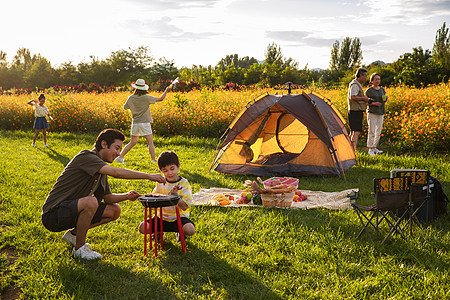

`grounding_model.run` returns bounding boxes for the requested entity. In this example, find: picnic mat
[192,187,359,210]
